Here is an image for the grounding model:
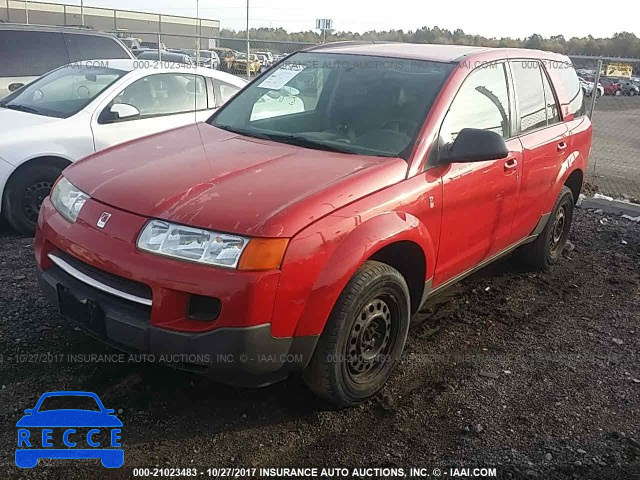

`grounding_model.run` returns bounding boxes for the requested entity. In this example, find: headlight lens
[137,220,249,268]
[50,177,90,223]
